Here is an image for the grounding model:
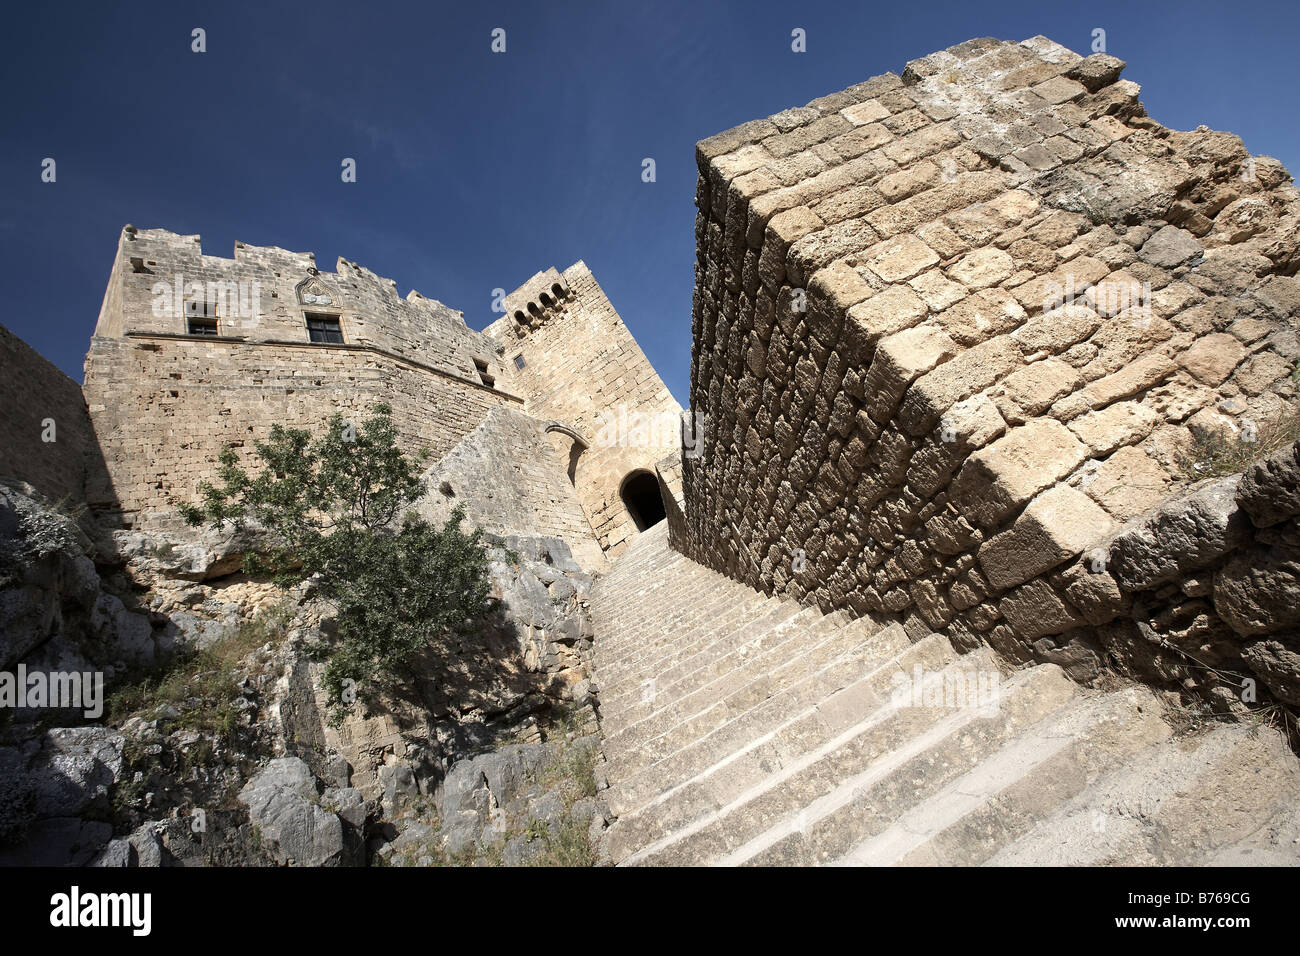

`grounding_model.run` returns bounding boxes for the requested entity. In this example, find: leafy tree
[180,404,494,721]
